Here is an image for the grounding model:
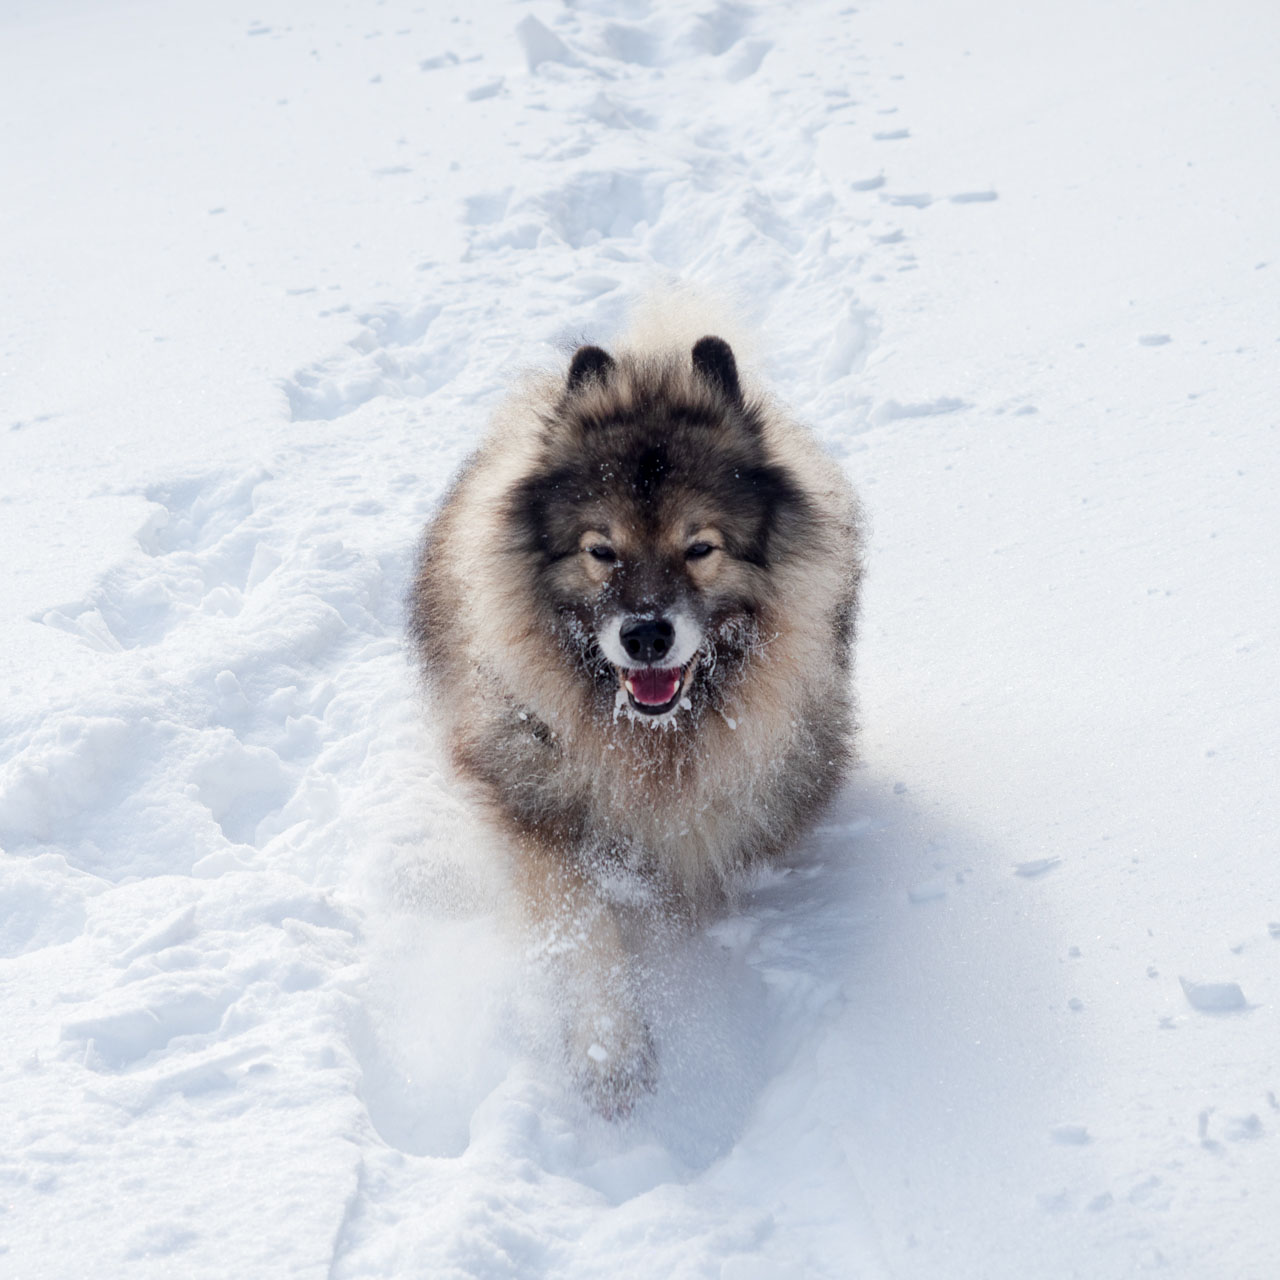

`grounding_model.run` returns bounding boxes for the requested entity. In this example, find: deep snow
[2,0,1278,1276]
